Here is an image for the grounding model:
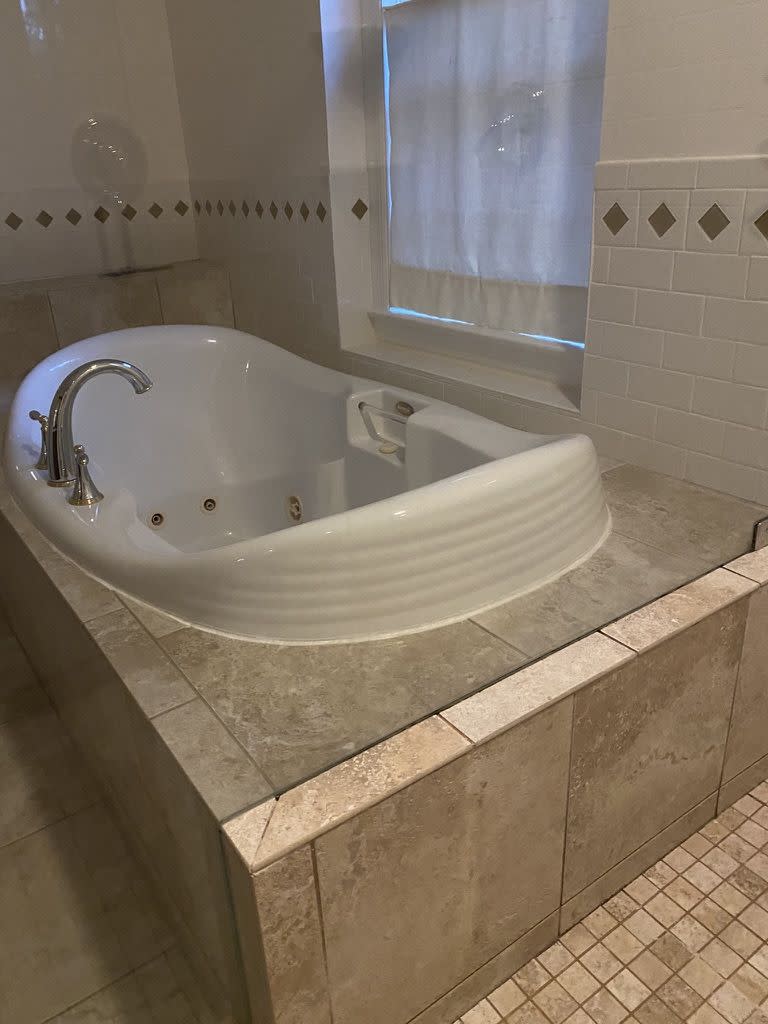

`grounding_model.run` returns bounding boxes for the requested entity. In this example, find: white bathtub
[3,326,610,643]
